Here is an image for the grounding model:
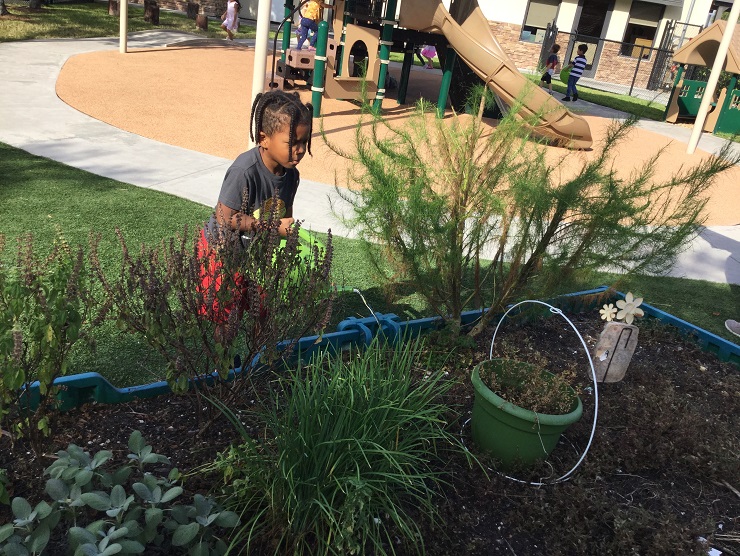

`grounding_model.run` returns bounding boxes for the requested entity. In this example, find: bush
[92,217,334,417]
[206,338,472,555]
[326,96,740,337]
[0,233,102,454]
